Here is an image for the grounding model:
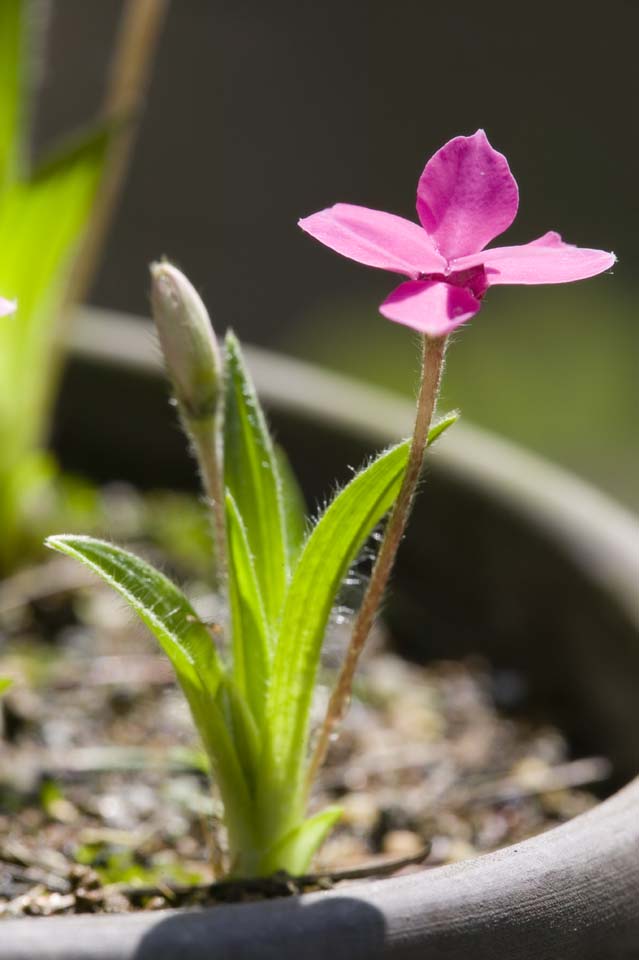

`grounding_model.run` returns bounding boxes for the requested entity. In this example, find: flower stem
[306,333,447,792]
[188,413,227,588]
